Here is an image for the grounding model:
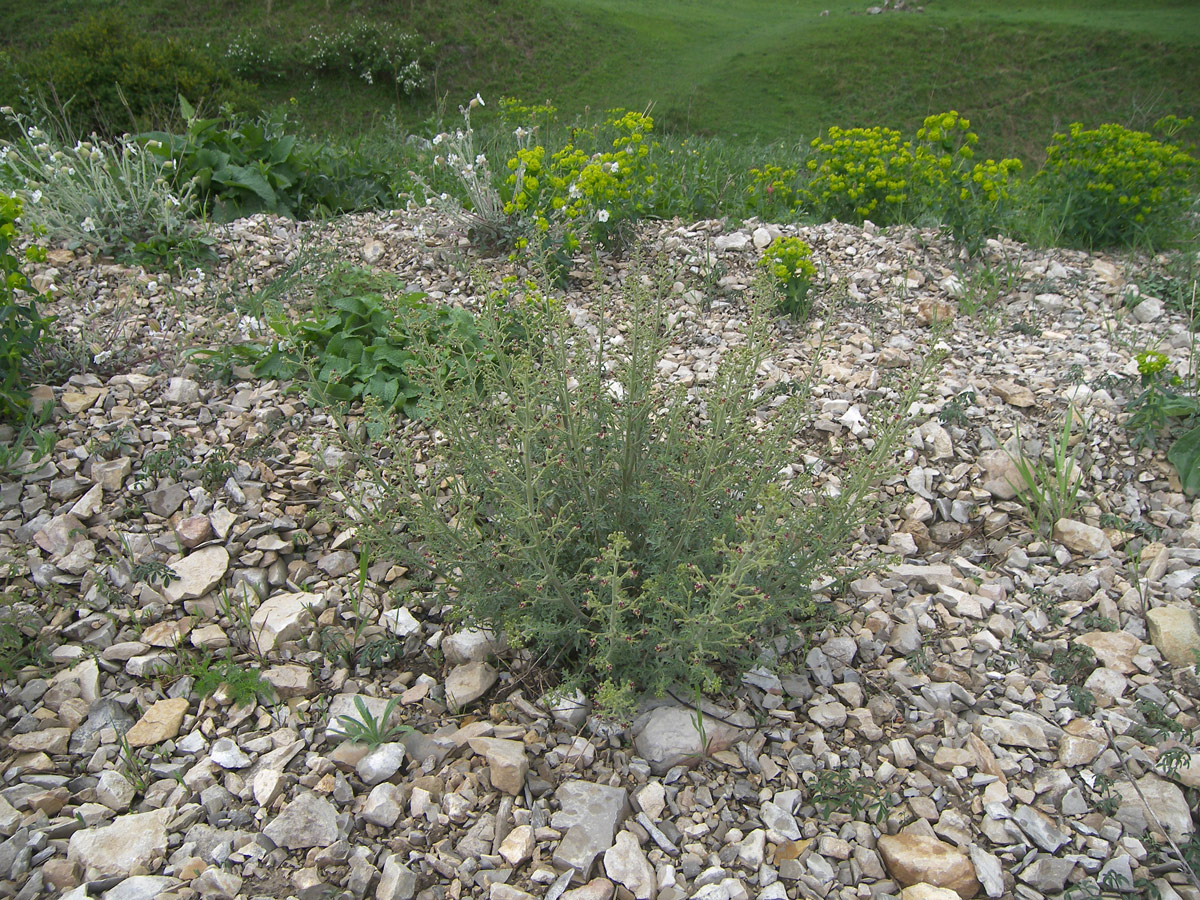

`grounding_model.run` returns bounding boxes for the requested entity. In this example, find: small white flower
[514,127,528,139]
[147,280,158,292]
[80,217,96,233]
[469,92,485,109]
[432,133,445,145]
[597,209,610,223]
[475,154,487,167]
[568,184,582,199]
[29,190,41,204]
[0,106,13,116]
